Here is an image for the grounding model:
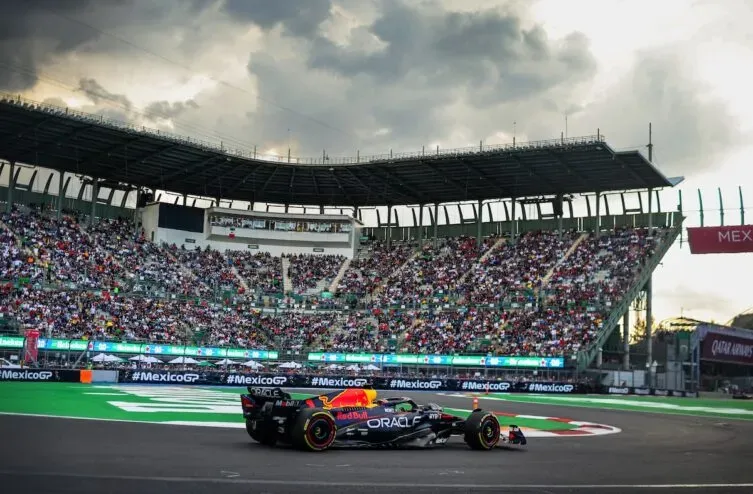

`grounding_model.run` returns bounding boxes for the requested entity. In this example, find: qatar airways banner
[687,225,753,254]
[701,332,753,365]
